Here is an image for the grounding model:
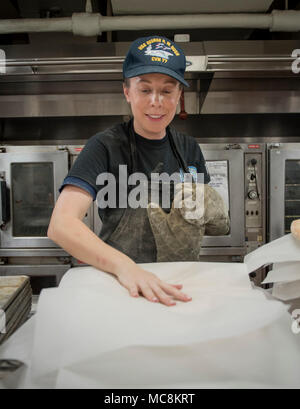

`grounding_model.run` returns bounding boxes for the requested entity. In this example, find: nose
[150,91,162,107]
